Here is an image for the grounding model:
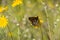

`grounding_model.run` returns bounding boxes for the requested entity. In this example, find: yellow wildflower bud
[4,6,8,11]
[0,7,4,12]
[12,0,23,7]
[8,32,13,37]
[40,19,44,24]
[39,17,44,24]
[0,6,8,13]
